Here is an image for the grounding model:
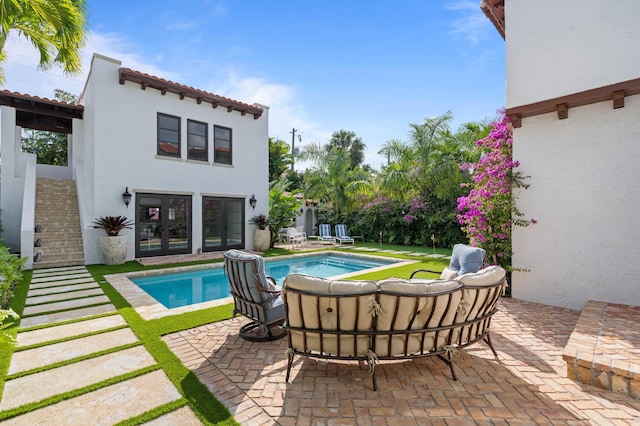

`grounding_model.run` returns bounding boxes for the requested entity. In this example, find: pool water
[130,253,395,309]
